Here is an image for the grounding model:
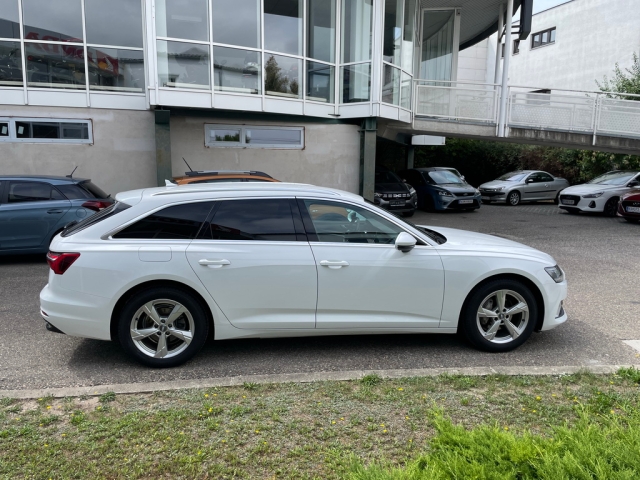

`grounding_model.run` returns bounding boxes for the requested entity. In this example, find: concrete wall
[170,116,361,194]
[0,106,156,195]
